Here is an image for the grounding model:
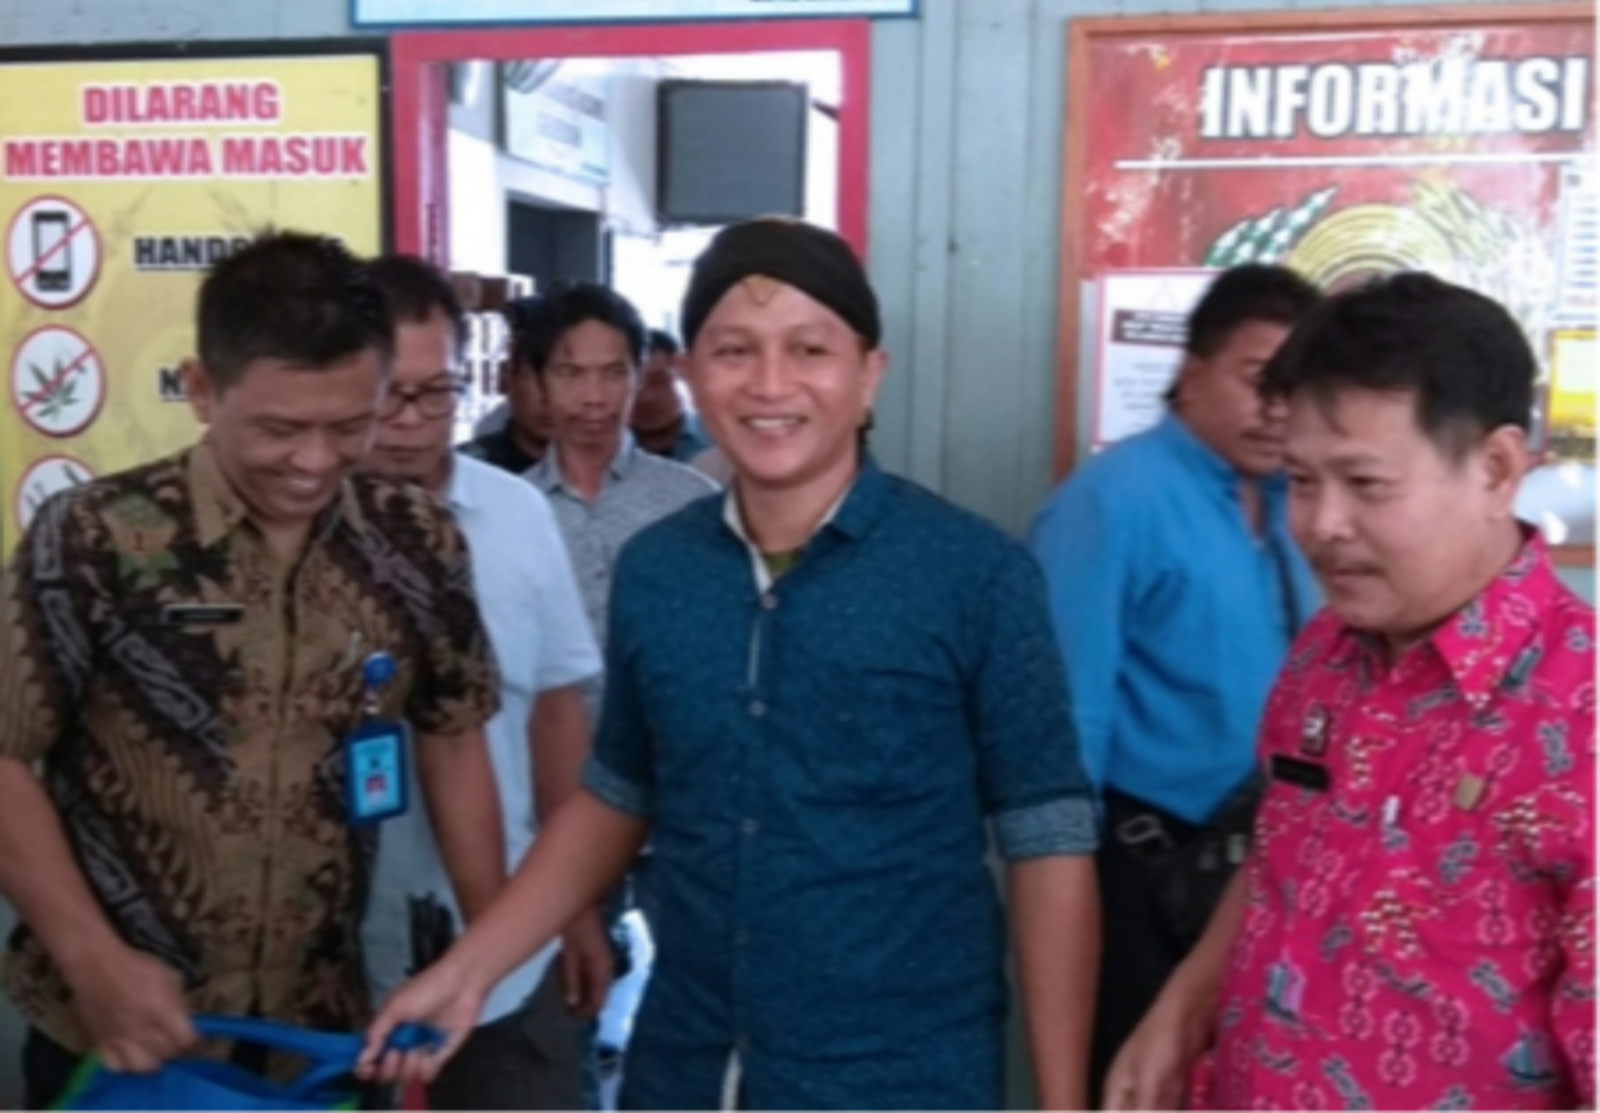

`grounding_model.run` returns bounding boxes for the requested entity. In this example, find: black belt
[1103,783,1261,946]
[1104,786,1254,871]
